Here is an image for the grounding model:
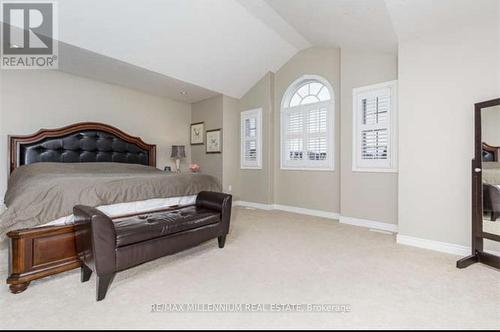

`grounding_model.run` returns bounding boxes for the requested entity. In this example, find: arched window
[288,81,331,107]
[281,75,335,170]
